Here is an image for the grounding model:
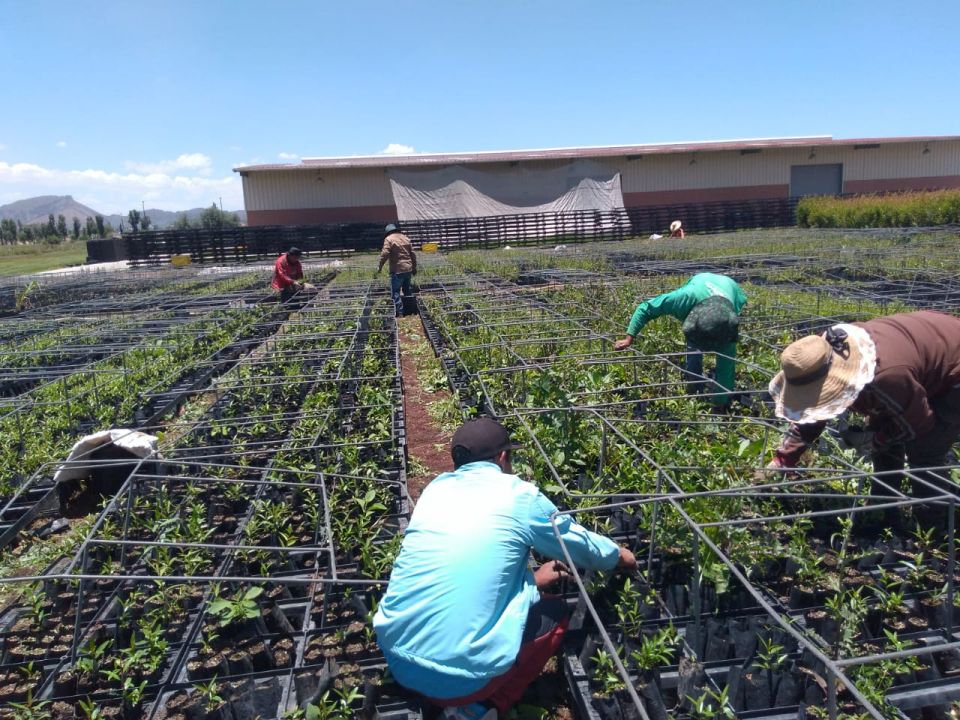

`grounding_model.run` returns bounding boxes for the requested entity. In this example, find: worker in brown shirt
[766,311,960,510]
[376,224,418,317]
